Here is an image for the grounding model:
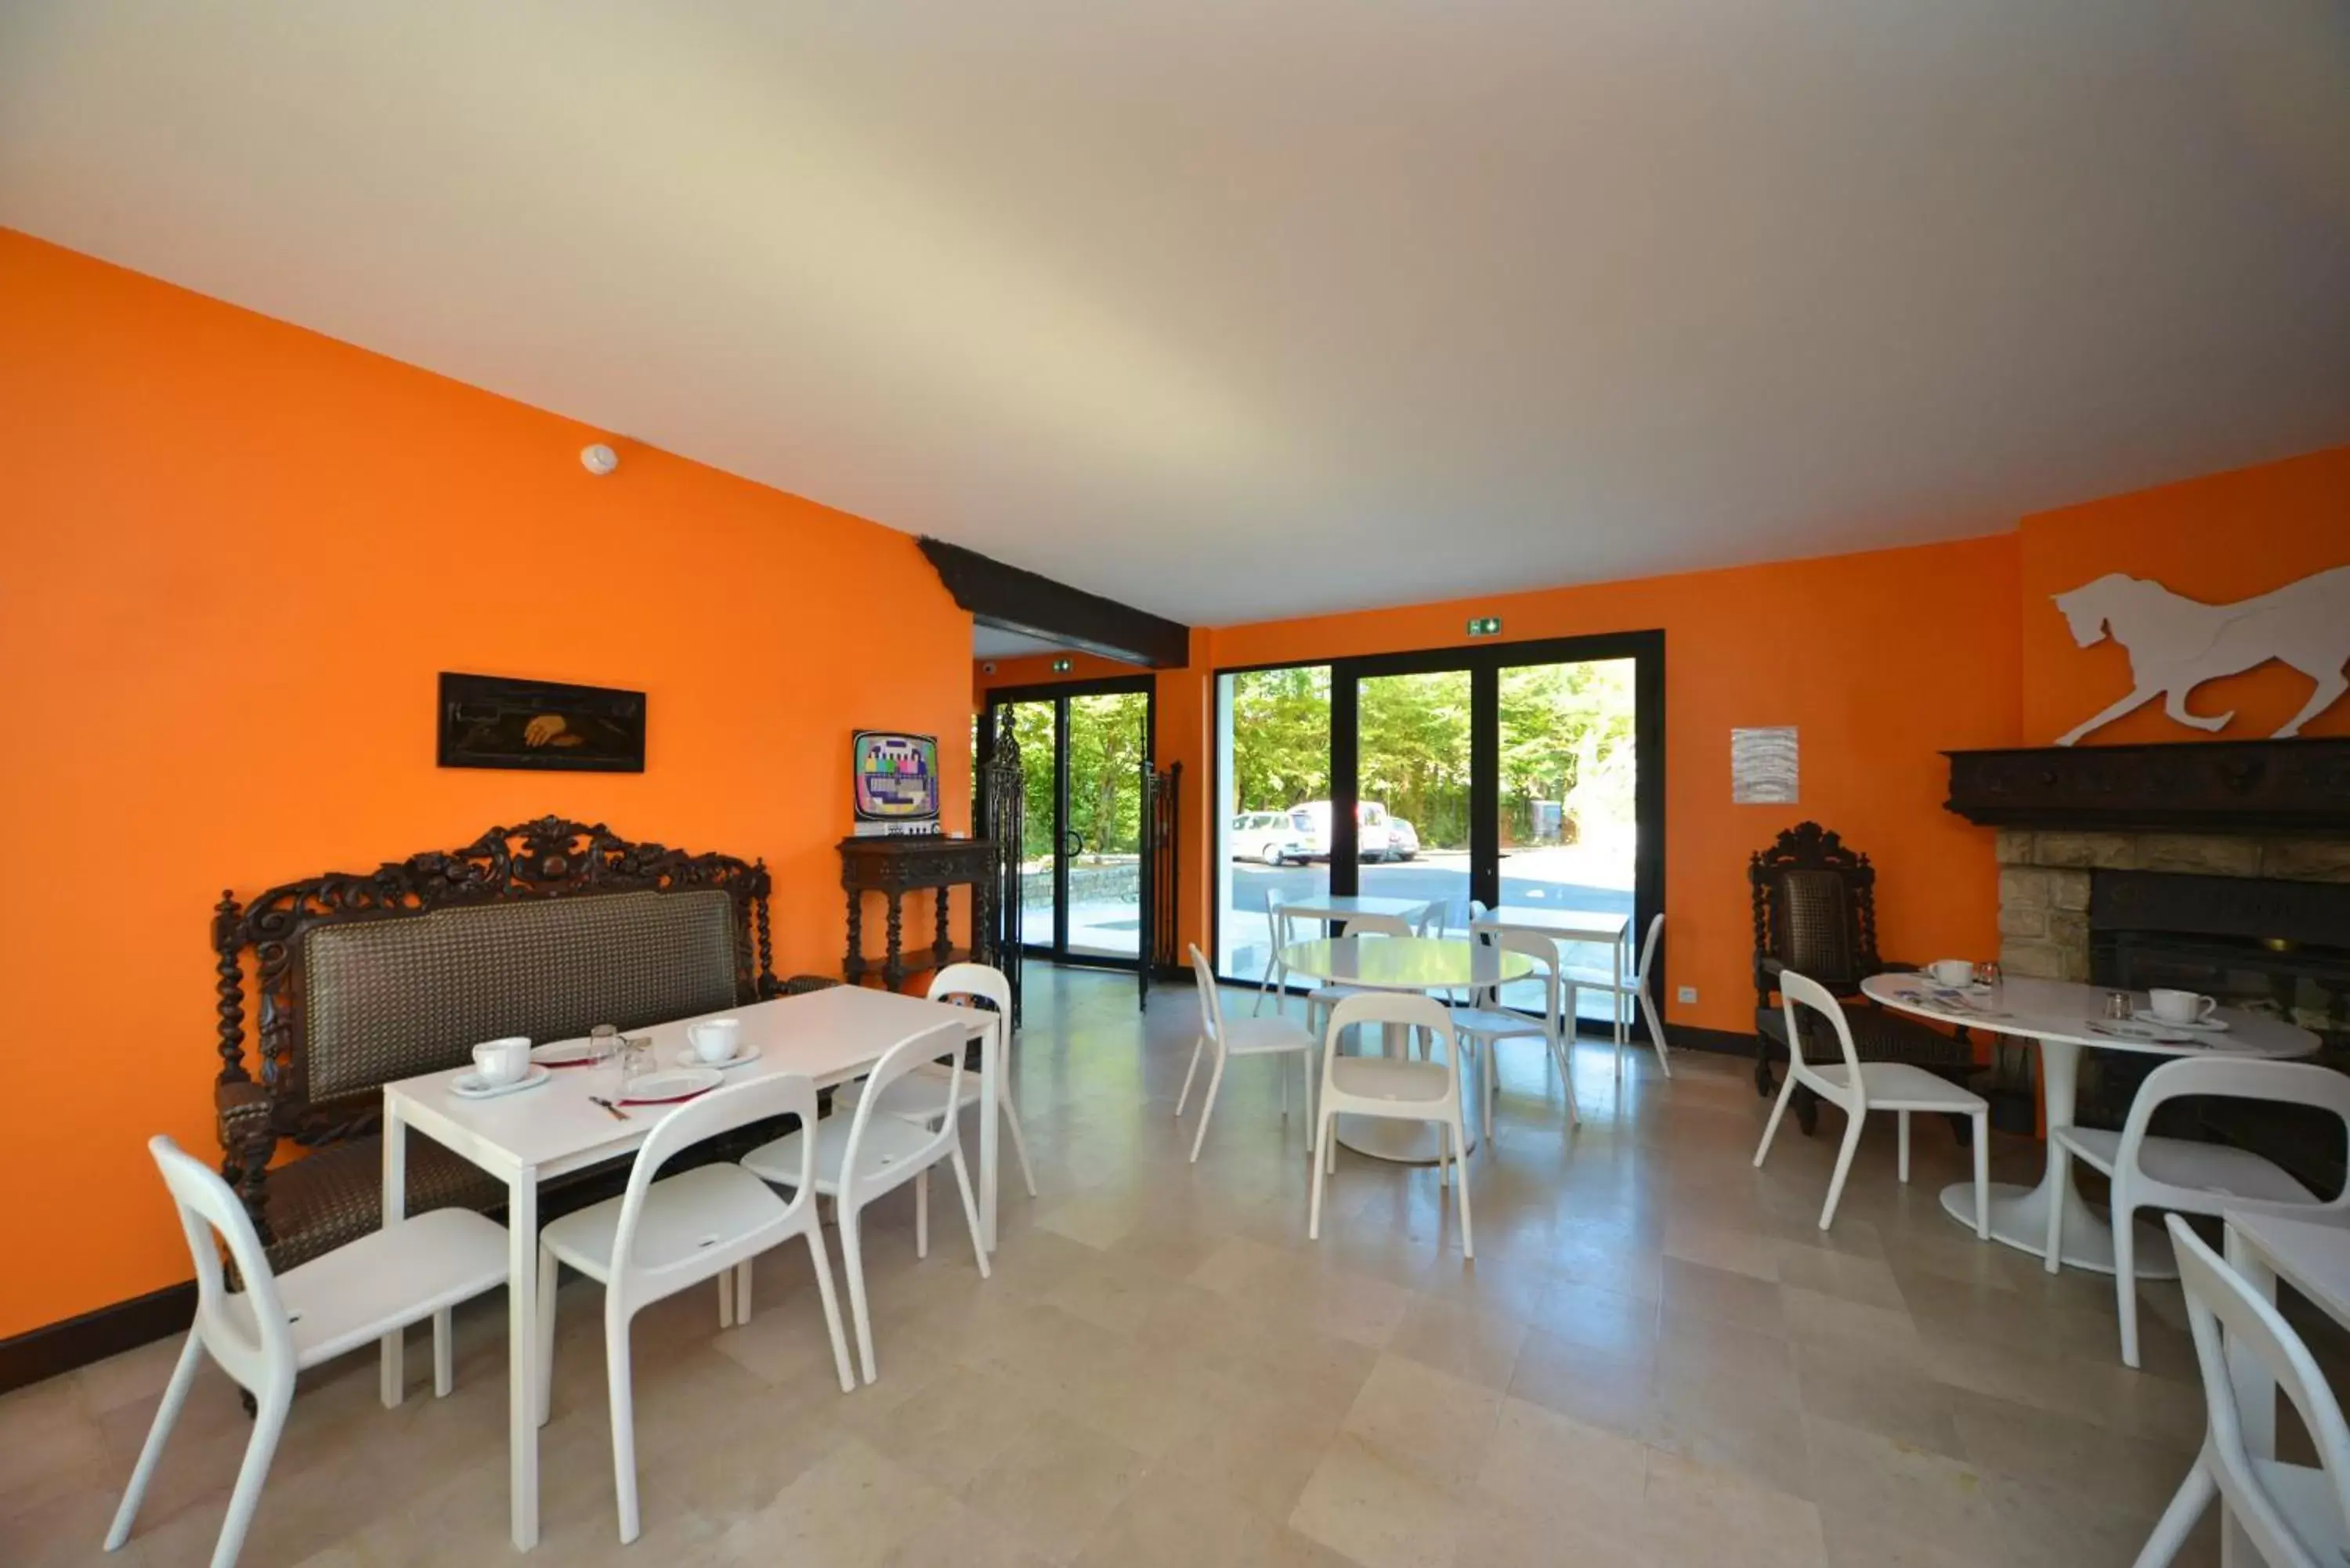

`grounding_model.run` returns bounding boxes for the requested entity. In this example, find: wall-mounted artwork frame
[436,672,646,772]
